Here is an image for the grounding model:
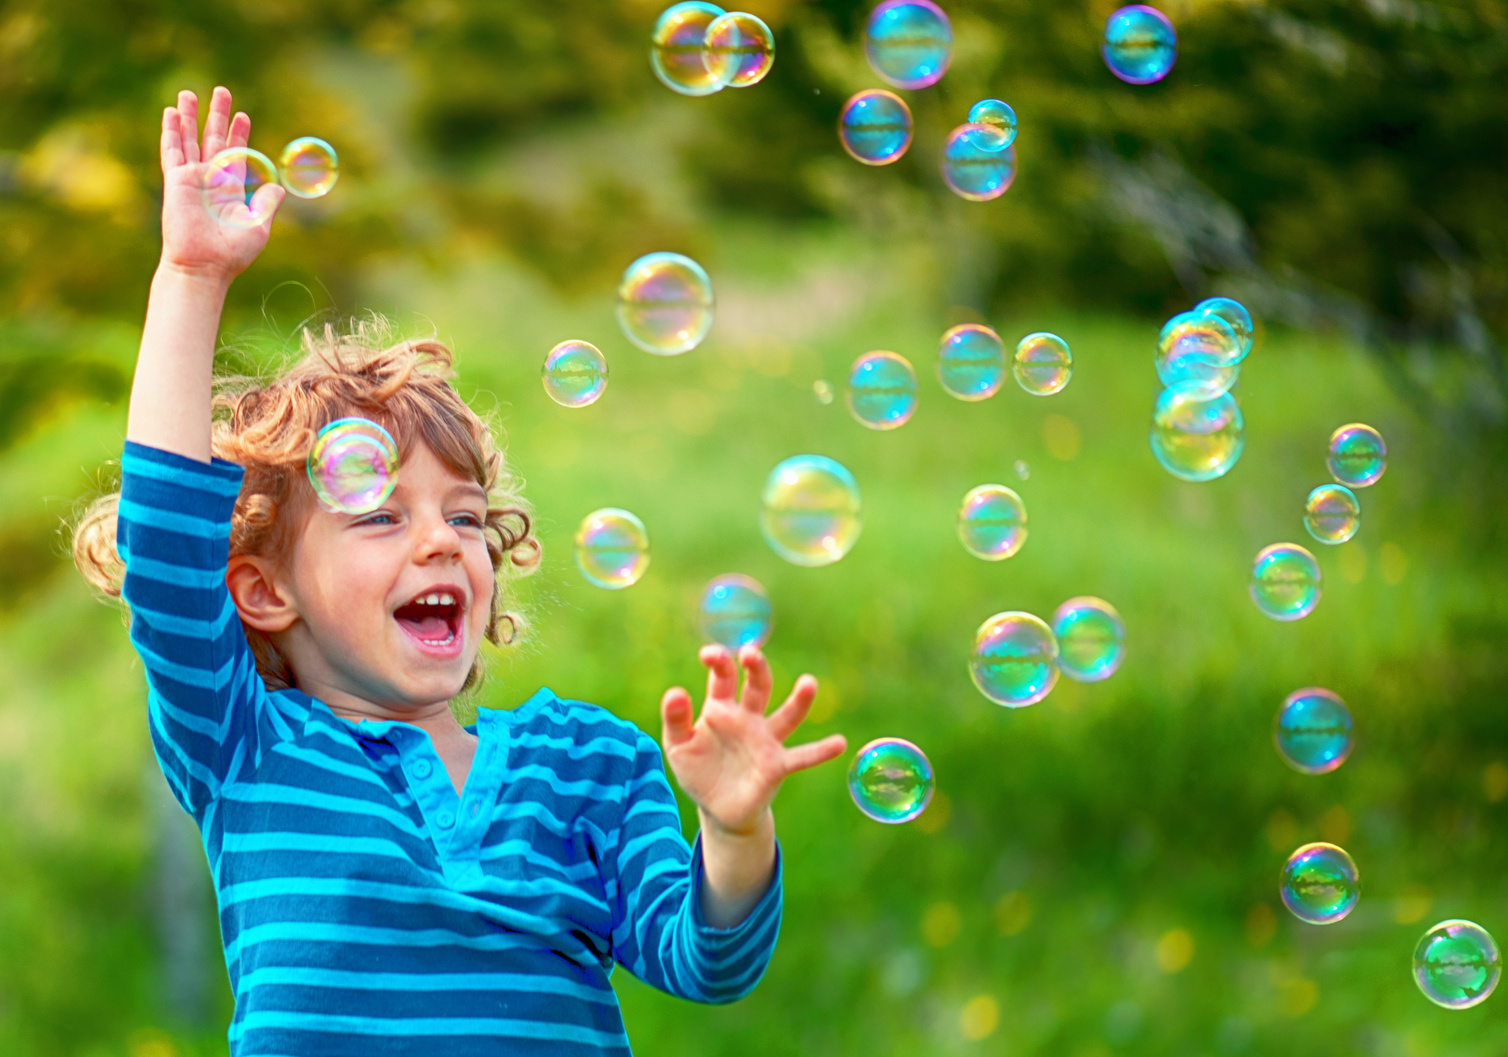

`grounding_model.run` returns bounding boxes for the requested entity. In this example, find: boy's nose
[414,517,464,561]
